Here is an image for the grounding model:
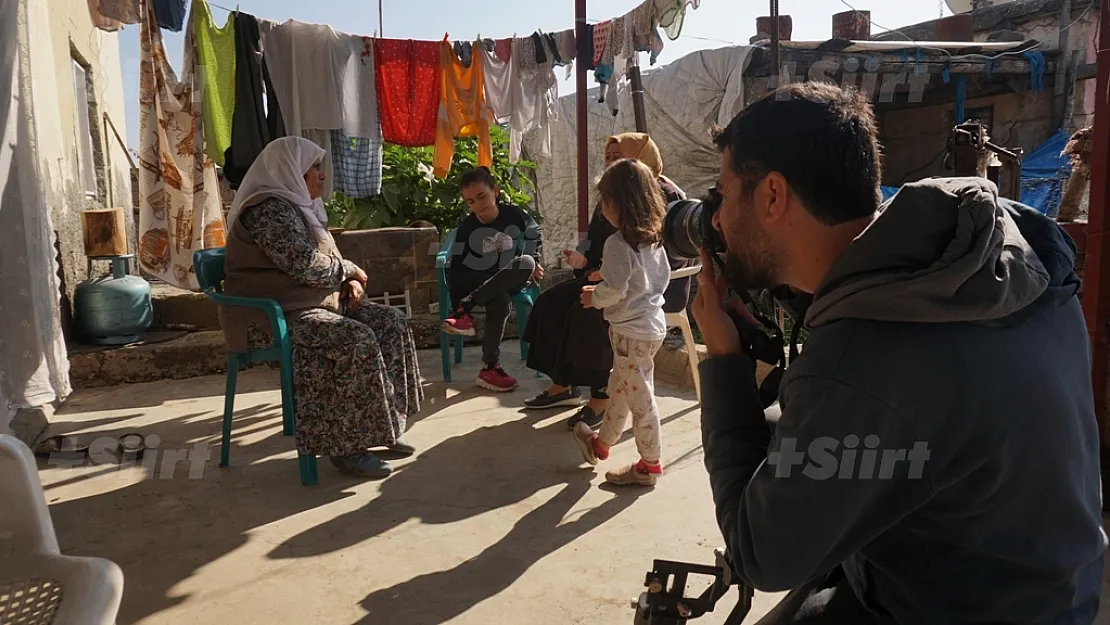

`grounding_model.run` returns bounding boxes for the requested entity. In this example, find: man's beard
[723,247,779,292]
